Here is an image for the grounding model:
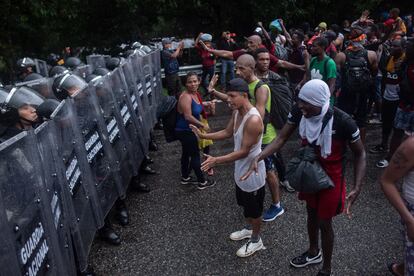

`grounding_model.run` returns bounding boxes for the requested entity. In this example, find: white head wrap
[298,79,333,158]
